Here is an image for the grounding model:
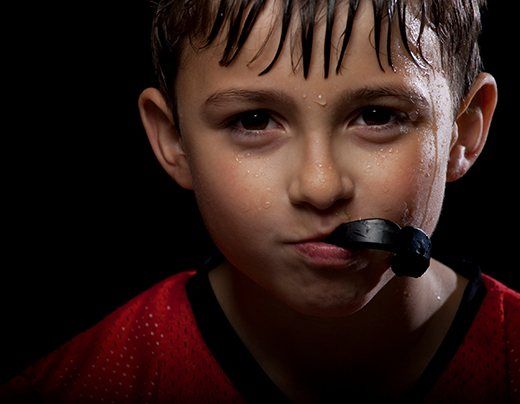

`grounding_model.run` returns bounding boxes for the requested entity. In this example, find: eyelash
[226,107,411,138]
